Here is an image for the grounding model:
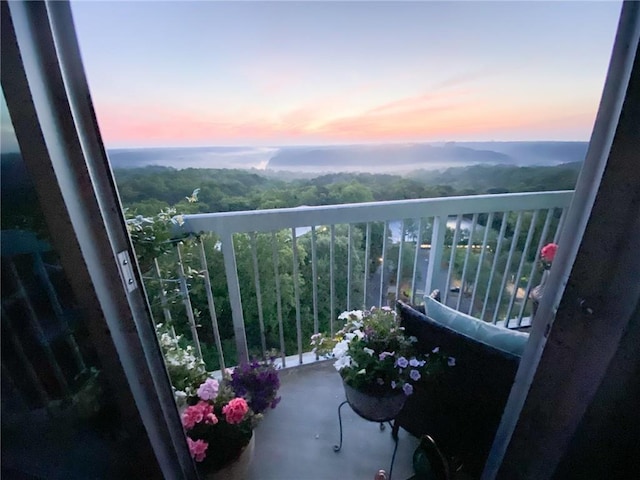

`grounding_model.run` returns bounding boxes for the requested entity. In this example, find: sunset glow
[71,1,621,147]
